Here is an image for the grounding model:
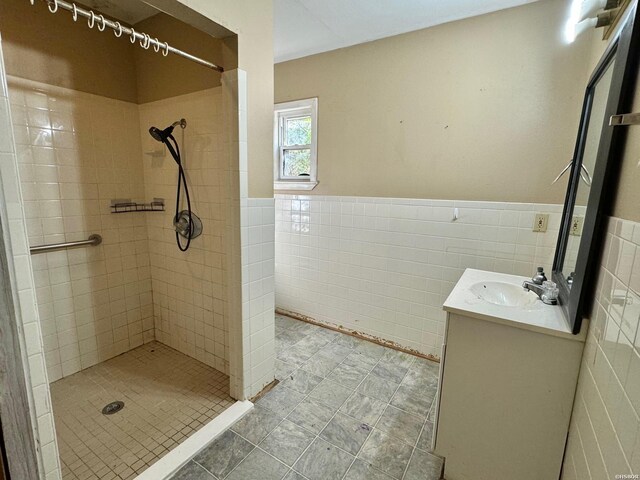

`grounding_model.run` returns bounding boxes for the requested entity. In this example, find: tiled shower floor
[51,342,234,480]
[172,314,443,480]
